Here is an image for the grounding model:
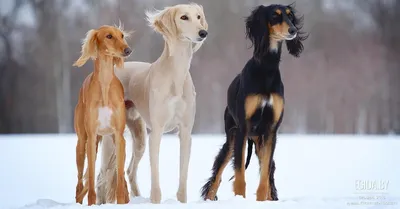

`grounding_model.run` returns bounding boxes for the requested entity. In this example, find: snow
[0,134,399,209]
